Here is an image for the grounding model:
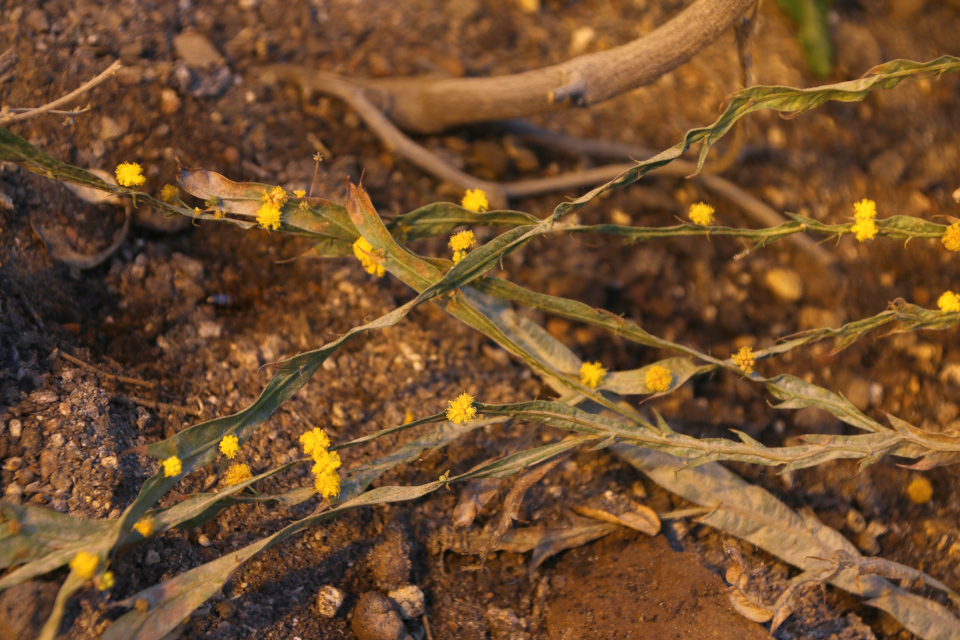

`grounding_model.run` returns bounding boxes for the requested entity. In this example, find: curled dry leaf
[62,168,122,205]
[570,503,660,536]
[453,478,502,528]
[30,206,130,270]
[727,587,773,623]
